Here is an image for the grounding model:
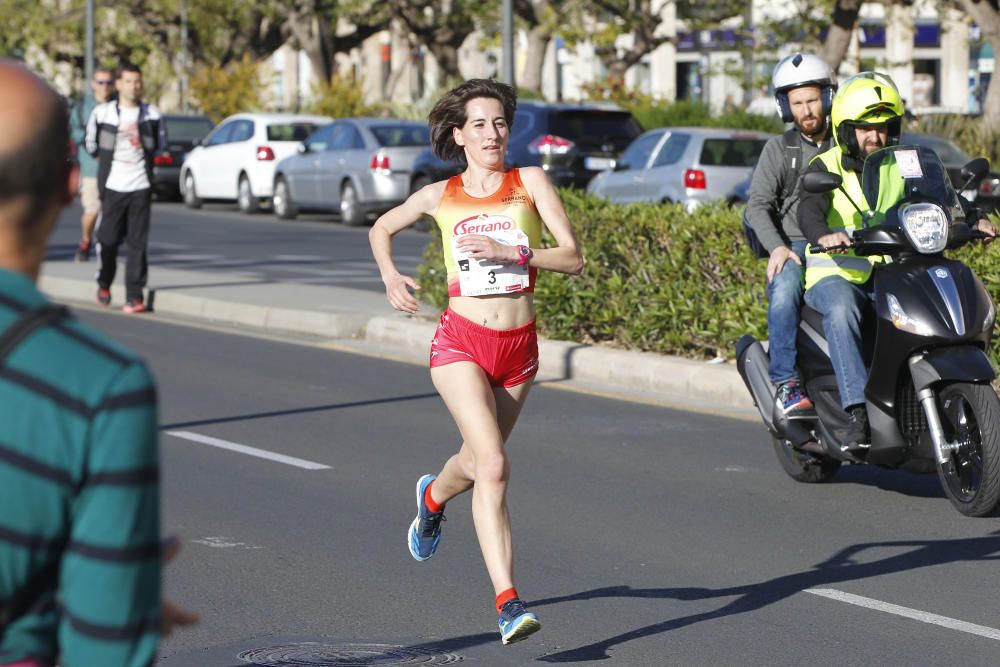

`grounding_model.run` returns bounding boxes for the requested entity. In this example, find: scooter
[737,144,1000,517]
